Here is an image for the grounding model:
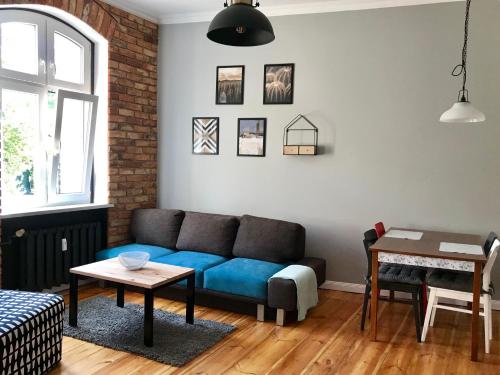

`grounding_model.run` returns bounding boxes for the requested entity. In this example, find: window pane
[1,88,39,210]
[57,97,93,194]
[54,32,84,84]
[1,22,38,75]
